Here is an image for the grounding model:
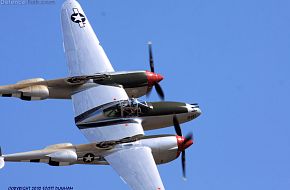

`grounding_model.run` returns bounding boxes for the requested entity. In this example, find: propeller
[146,42,165,100]
[173,115,193,179]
